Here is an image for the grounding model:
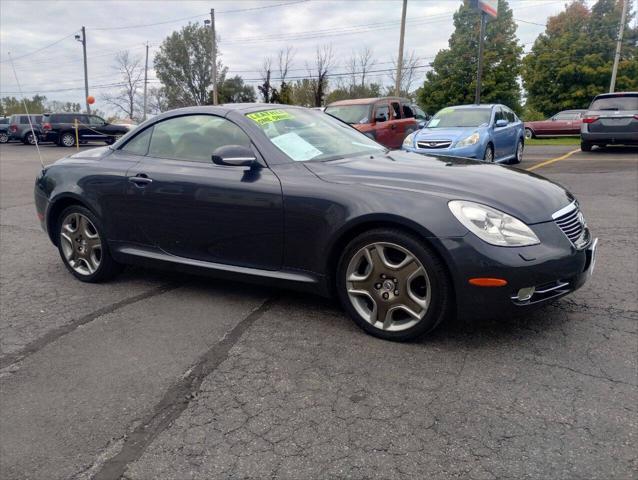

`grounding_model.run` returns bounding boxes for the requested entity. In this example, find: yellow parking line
[526,148,581,172]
